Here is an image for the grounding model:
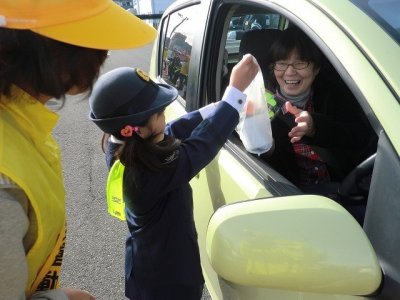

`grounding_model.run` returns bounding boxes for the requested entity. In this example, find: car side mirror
[206,195,382,295]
